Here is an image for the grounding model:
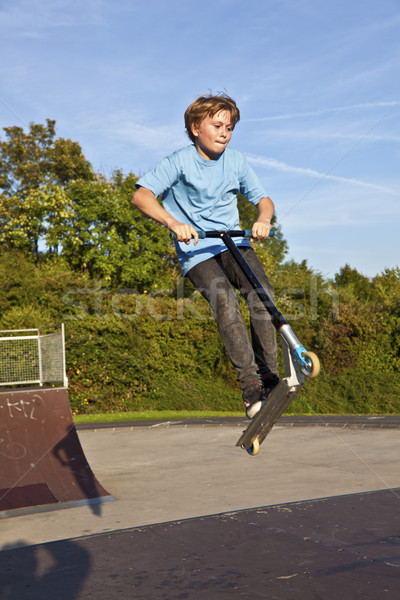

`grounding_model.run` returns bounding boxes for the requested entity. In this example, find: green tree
[237,193,288,270]
[61,170,178,289]
[334,264,372,301]
[0,119,94,255]
[0,119,94,194]
[372,268,400,367]
[0,181,72,255]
